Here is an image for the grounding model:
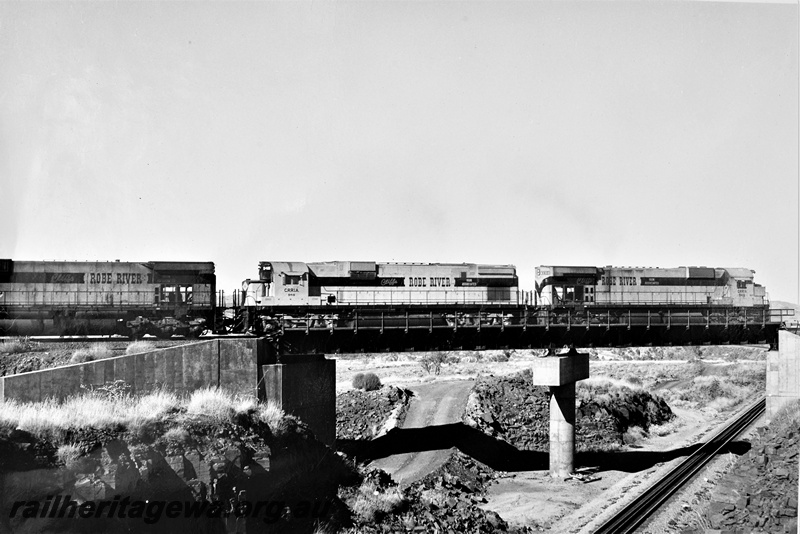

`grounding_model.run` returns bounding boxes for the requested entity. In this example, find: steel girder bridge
[258,306,788,355]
